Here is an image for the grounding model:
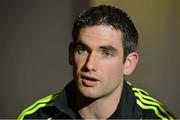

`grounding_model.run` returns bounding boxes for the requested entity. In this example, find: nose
[83,53,97,71]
